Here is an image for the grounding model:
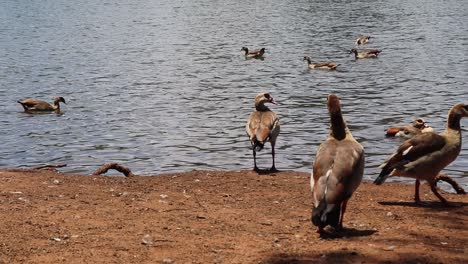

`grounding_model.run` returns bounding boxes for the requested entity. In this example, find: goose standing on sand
[385,118,434,138]
[355,35,371,46]
[241,47,265,59]
[311,94,364,233]
[303,56,340,70]
[18,97,66,112]
[246,92,280,172]
[349,48,382,59]
[375,103,468,205]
